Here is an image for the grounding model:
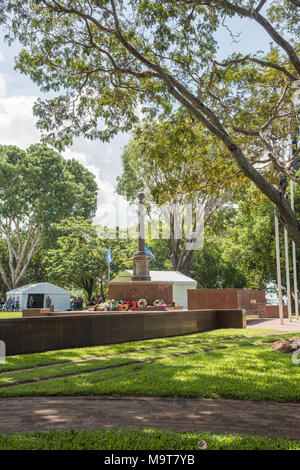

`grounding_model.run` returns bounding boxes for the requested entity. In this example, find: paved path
[0,396,300,440]
[247,318,300,332]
